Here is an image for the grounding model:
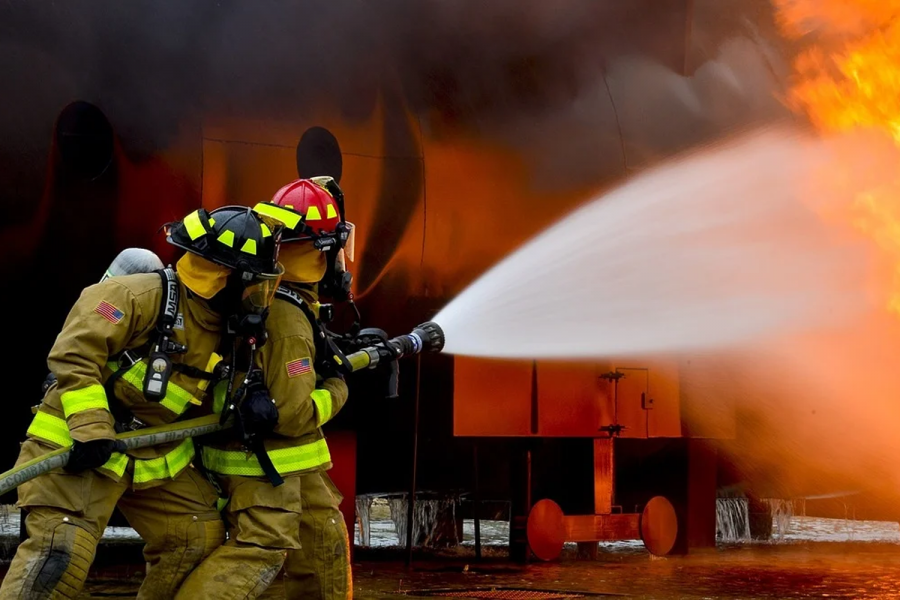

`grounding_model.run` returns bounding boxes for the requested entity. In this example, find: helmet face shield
[240,264,284,315]
[342,222,356,263]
